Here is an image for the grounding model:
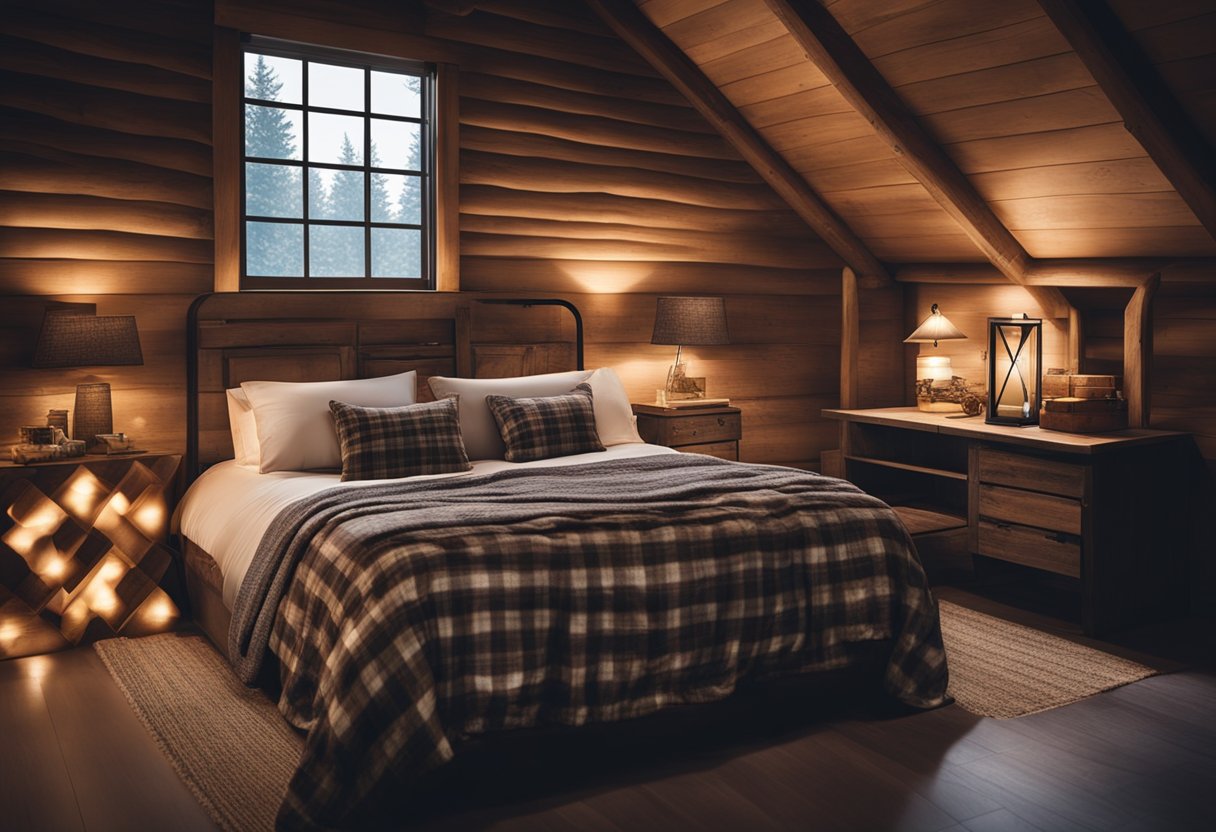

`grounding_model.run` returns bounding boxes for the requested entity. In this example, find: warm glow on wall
[558,261,653,293]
